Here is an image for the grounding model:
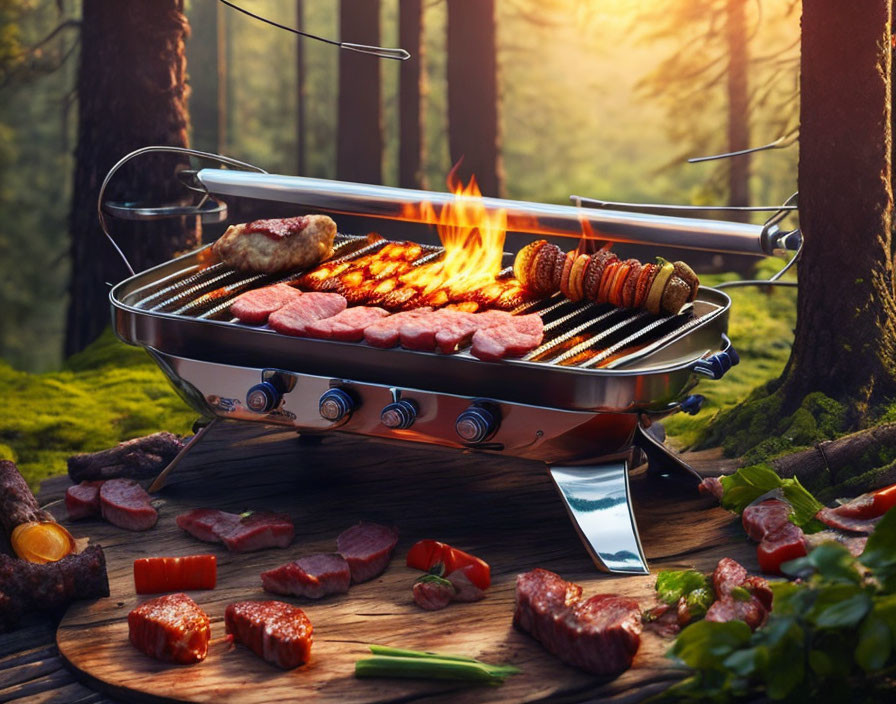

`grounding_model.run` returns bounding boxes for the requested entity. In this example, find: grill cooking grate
[123,234,719,370]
